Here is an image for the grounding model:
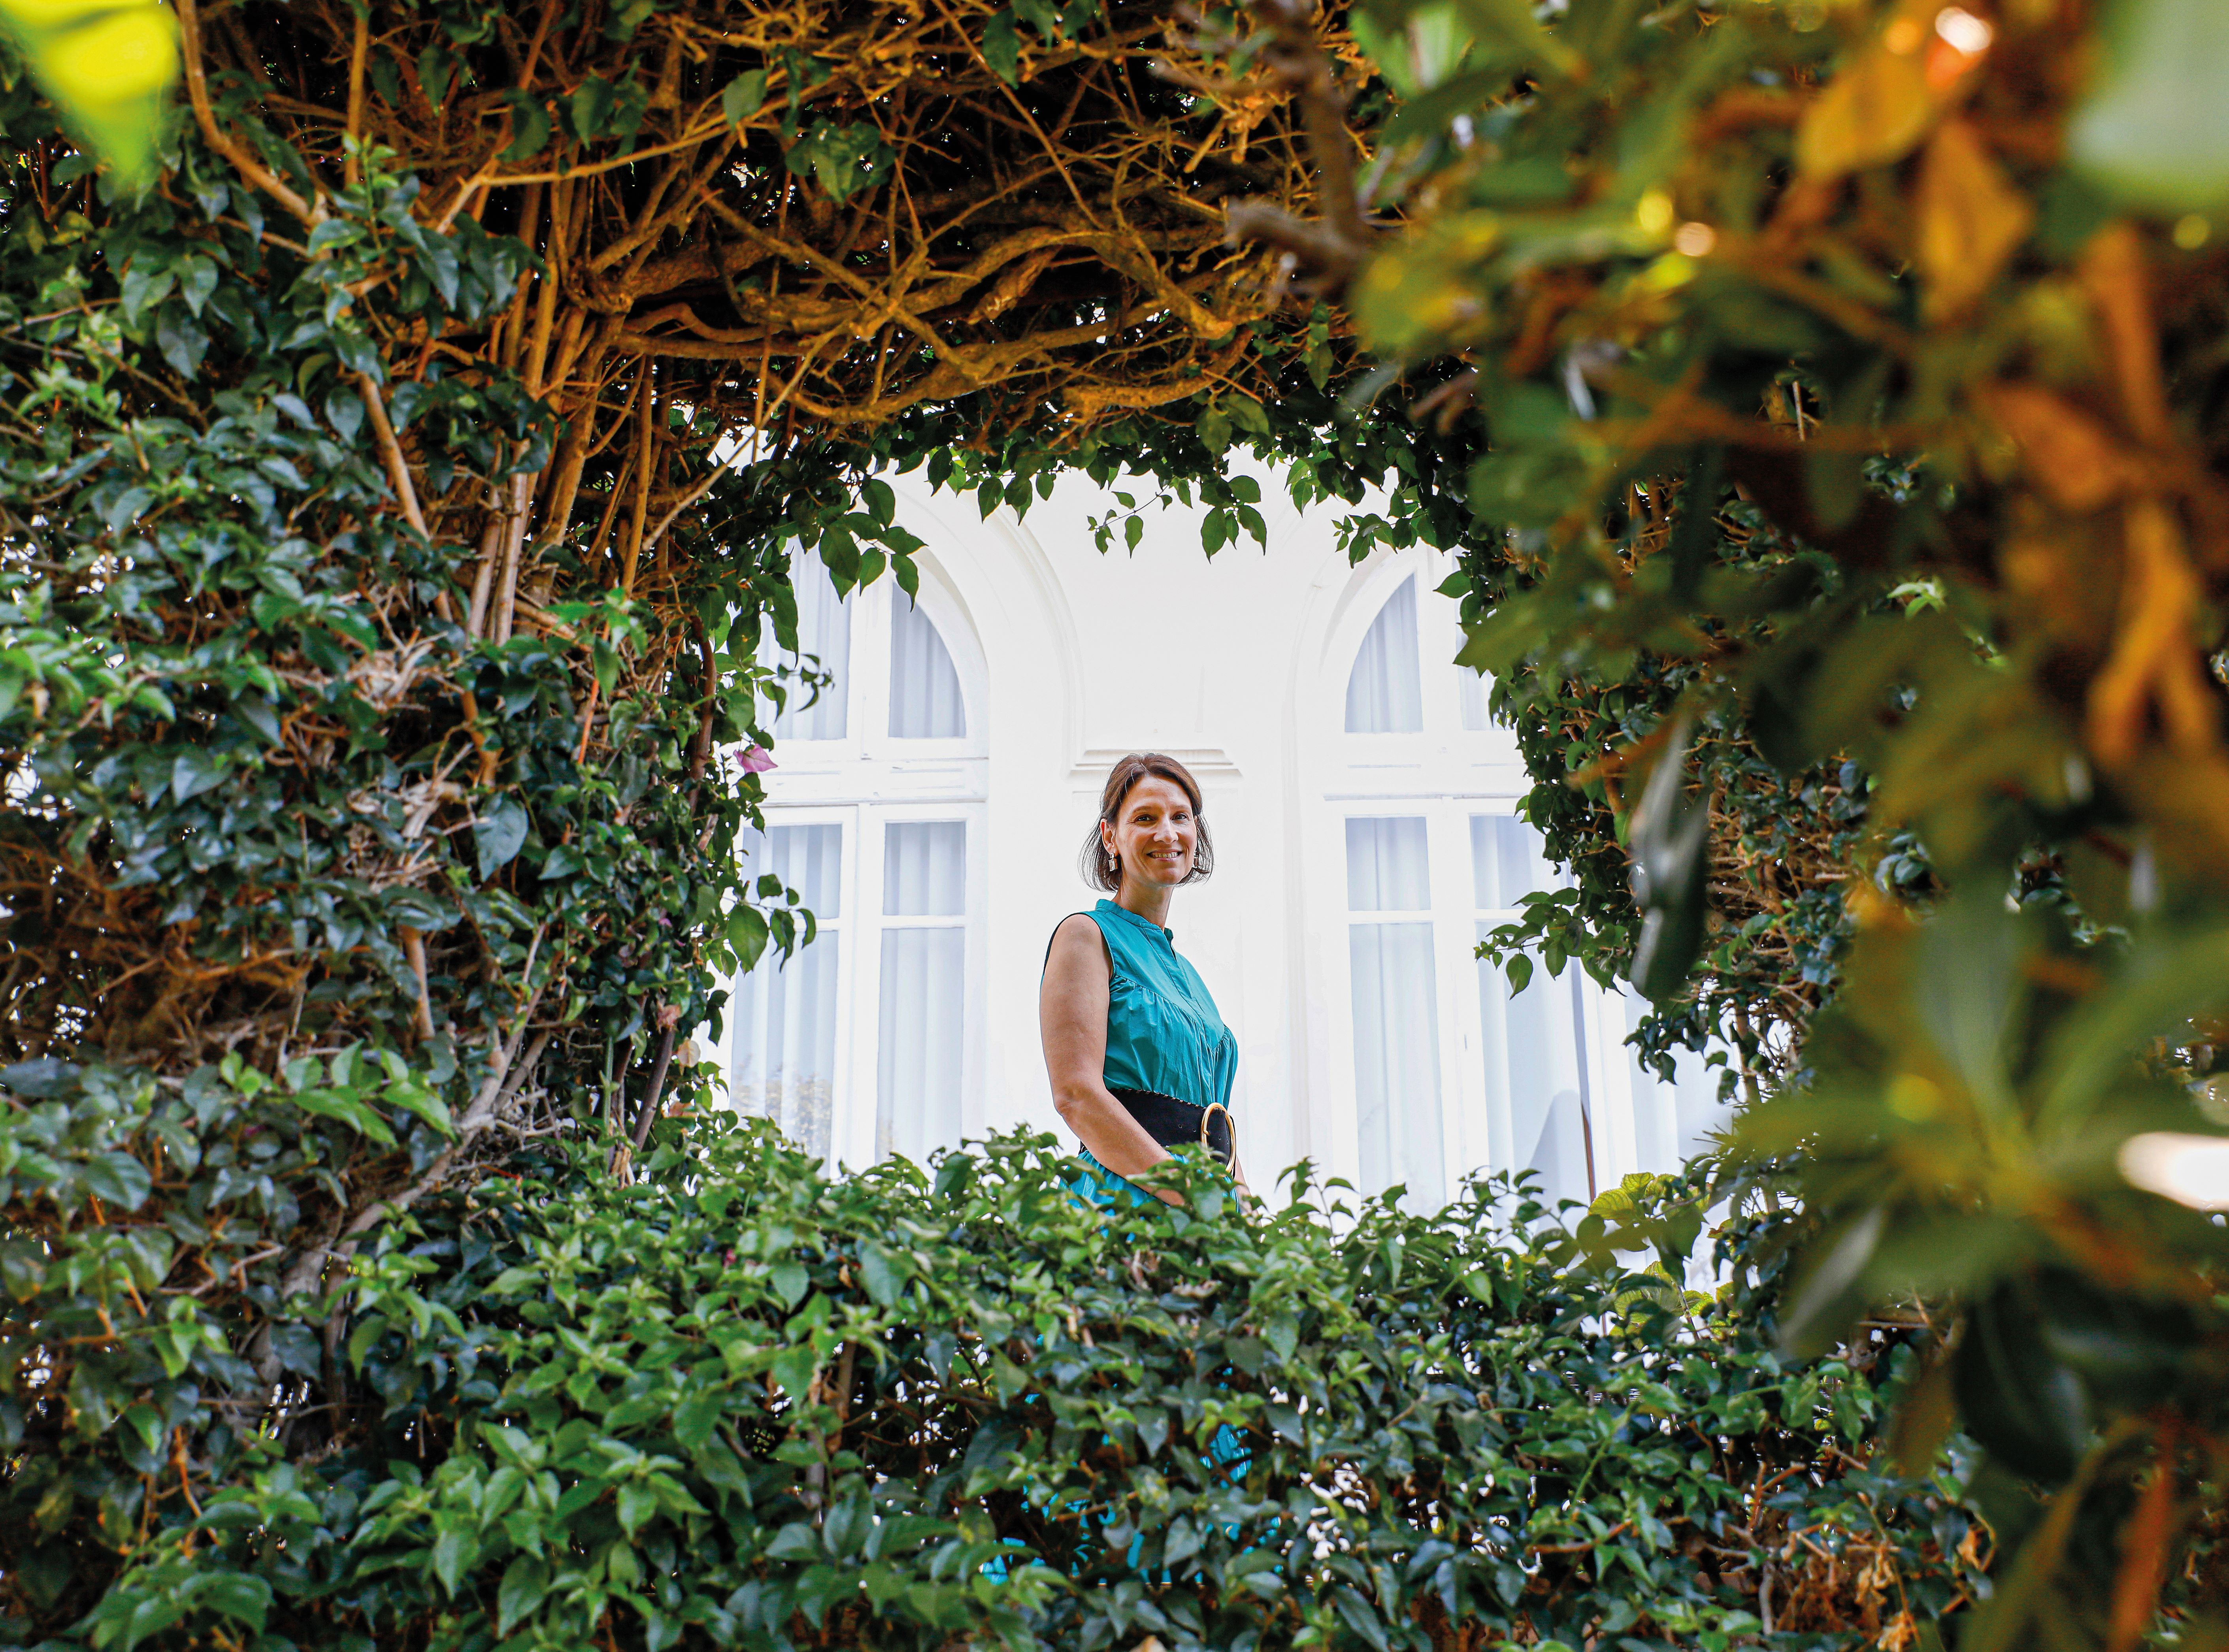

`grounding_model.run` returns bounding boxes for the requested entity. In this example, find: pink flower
[736,745,777,774]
